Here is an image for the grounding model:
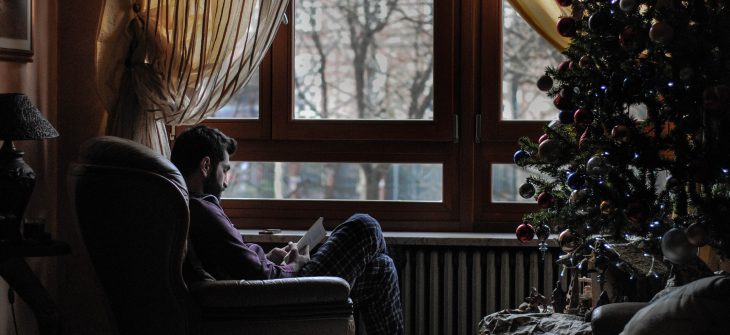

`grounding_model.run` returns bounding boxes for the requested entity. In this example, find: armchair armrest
[189,276,353,320]
[590,302,648,335]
